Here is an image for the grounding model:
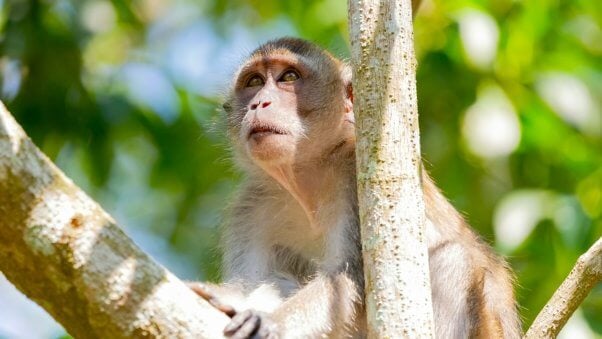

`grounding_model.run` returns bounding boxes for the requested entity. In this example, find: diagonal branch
[524,237,602,339]
[0,101,229,338]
